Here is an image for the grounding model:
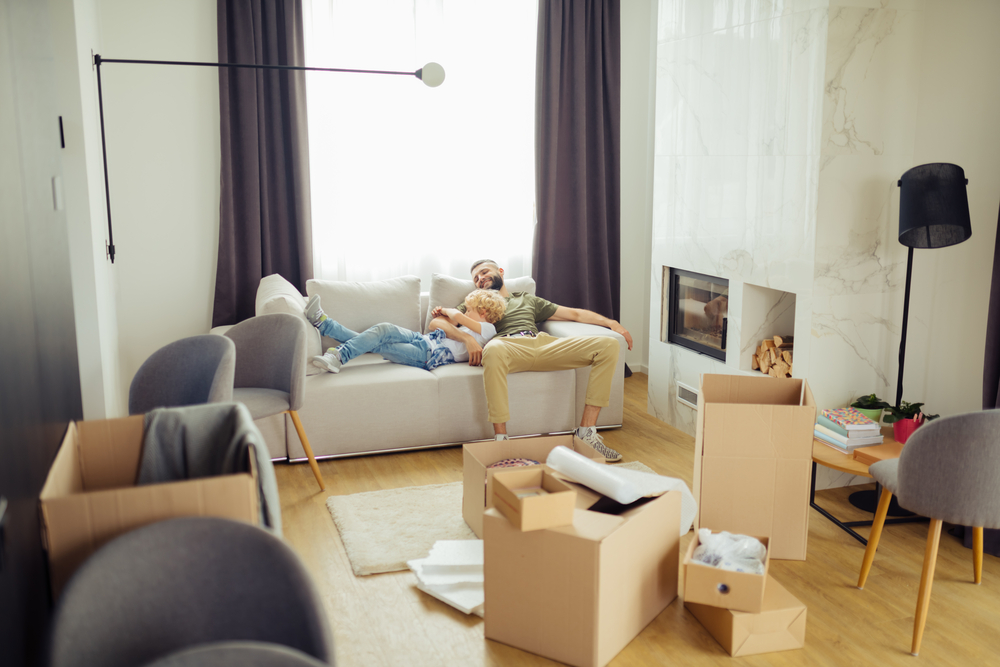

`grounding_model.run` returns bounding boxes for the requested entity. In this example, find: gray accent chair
[48,517,333,667]
[140,641,331,667]
[856,411,1000,655]
[129,335,237,415]
[225,313,325,490]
